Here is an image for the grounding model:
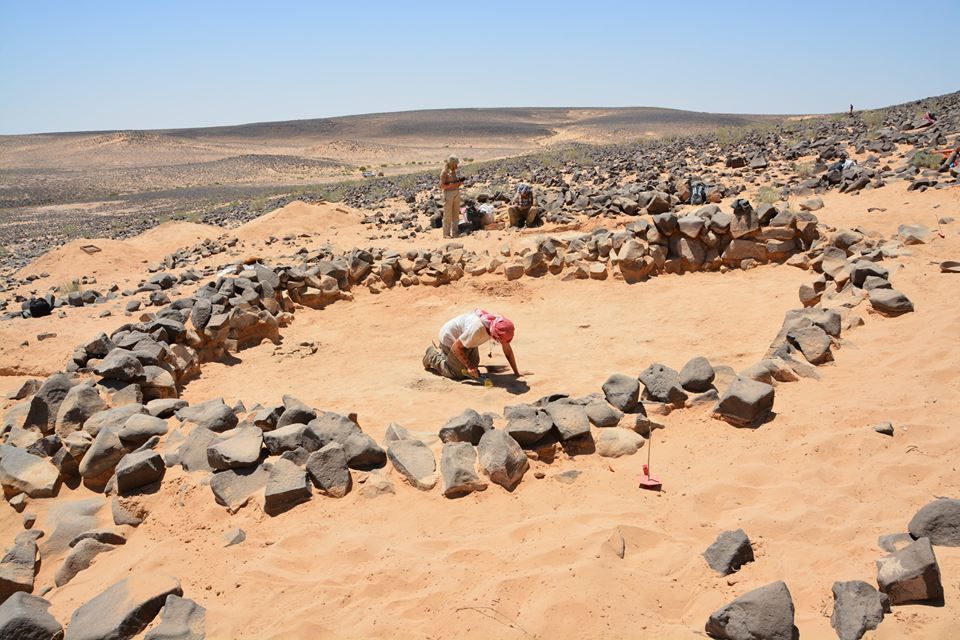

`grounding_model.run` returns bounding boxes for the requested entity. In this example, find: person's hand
[468,367,480,379]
